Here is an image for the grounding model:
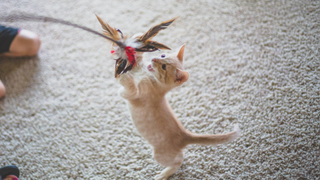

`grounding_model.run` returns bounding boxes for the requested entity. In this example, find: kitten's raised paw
[119,72,134,85]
